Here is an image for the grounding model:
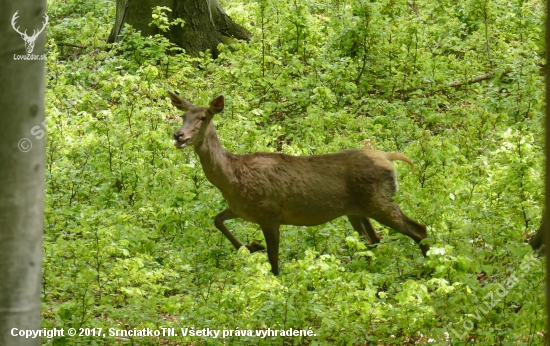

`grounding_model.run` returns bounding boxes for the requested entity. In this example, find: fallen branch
[368,71,499,95]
